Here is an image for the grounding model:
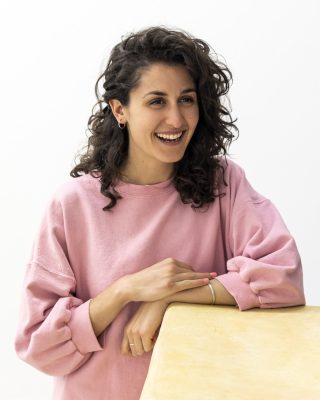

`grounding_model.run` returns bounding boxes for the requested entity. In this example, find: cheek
[186,107,199,126]
[145,119,162,136]
[128,119,154,138]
